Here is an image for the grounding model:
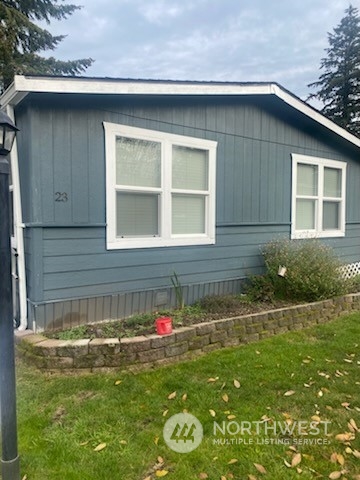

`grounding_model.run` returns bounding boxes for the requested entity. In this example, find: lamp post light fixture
[0,109,20,480]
